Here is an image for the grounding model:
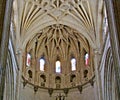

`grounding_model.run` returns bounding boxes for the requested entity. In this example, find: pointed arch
[104,48,119,100]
